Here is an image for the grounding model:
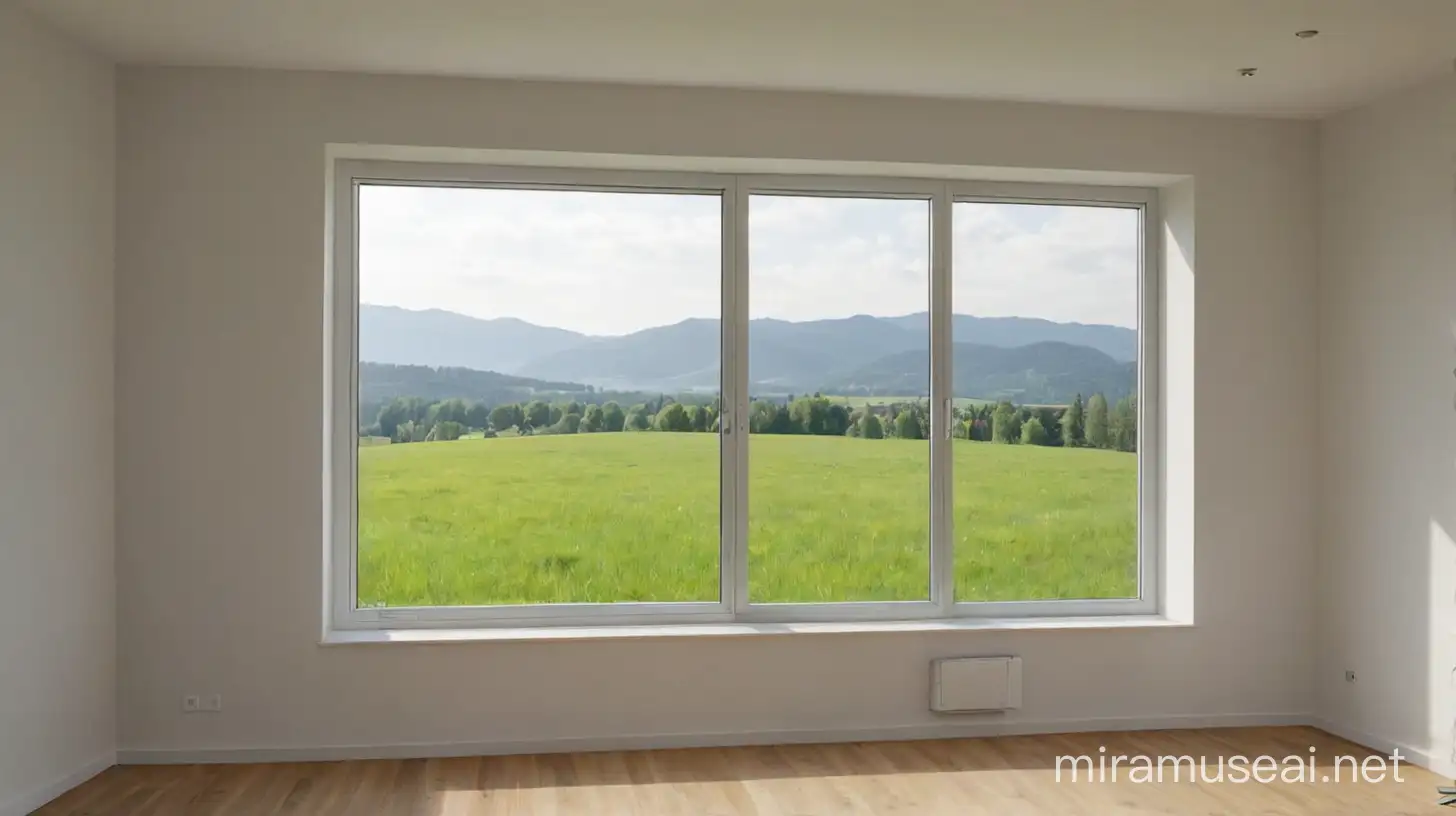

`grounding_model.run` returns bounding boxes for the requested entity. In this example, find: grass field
[357,434,1137,607]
